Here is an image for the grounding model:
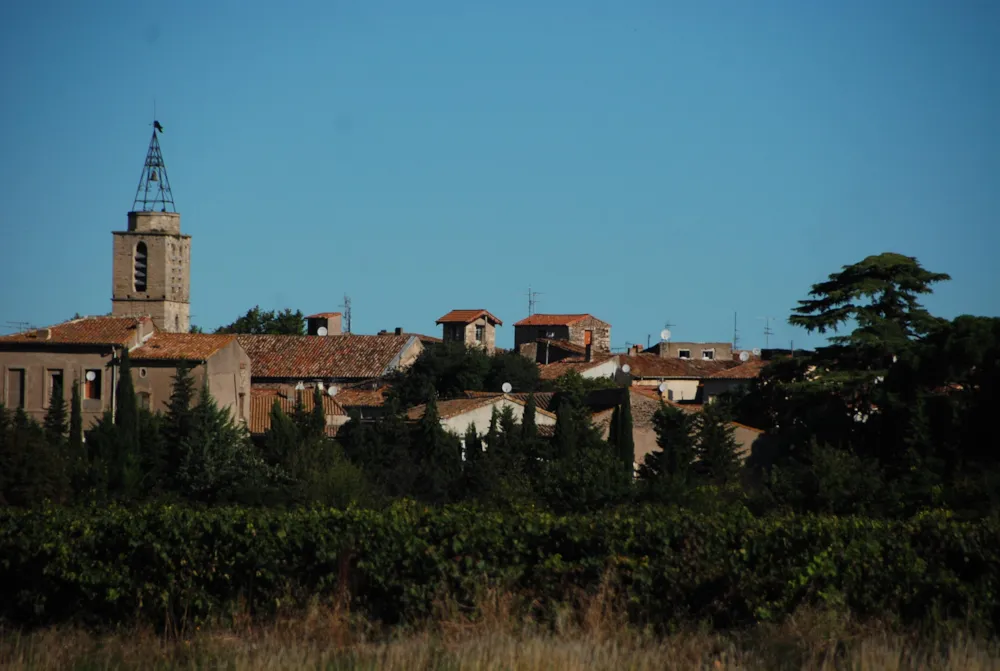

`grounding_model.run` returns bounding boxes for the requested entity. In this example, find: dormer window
[134,242,148,292]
